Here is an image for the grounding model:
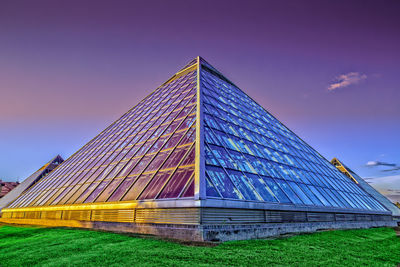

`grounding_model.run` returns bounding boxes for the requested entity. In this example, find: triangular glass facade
[199,58,386,212]
[8,63,197,208]
[6,57,387,215]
